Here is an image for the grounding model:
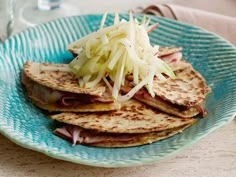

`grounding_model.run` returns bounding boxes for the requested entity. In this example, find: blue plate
[0,14,235,167]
